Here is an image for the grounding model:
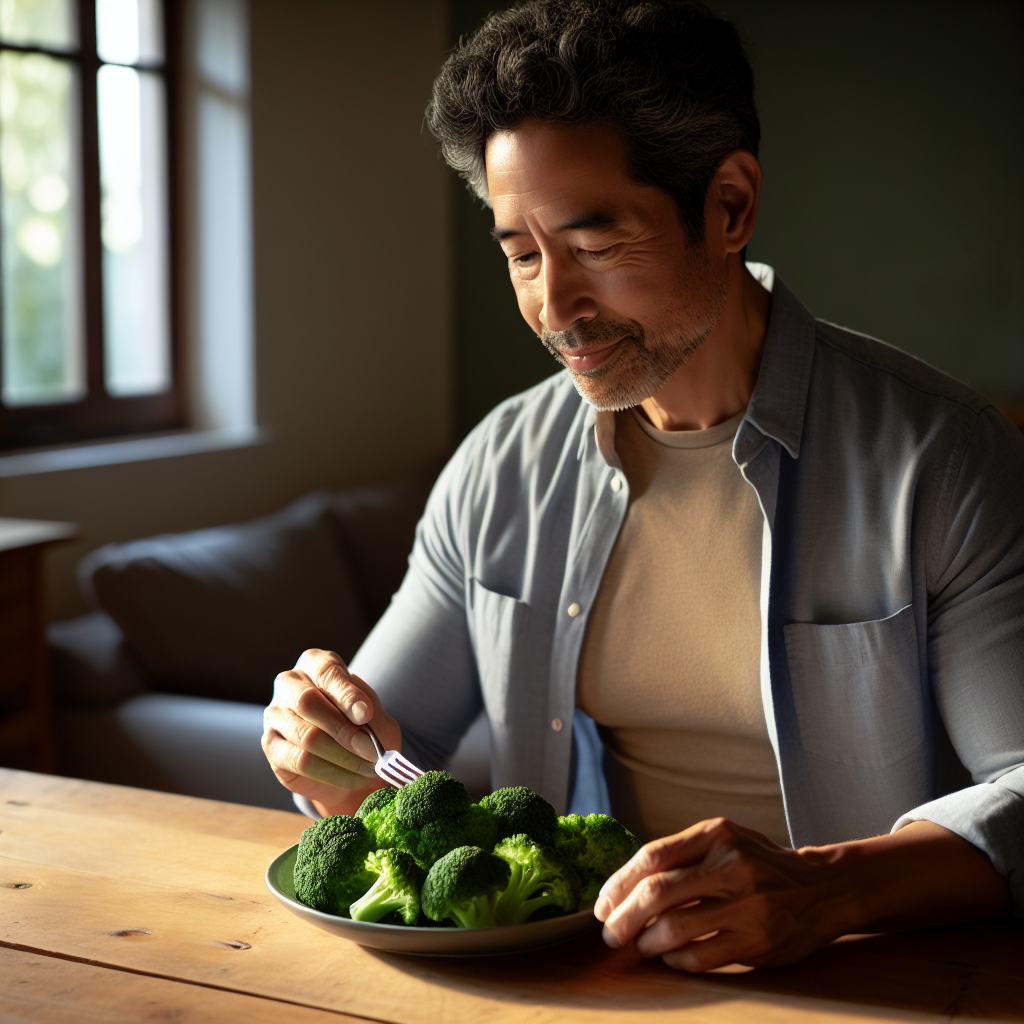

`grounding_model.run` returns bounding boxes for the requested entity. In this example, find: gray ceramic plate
[265,844,600,957]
